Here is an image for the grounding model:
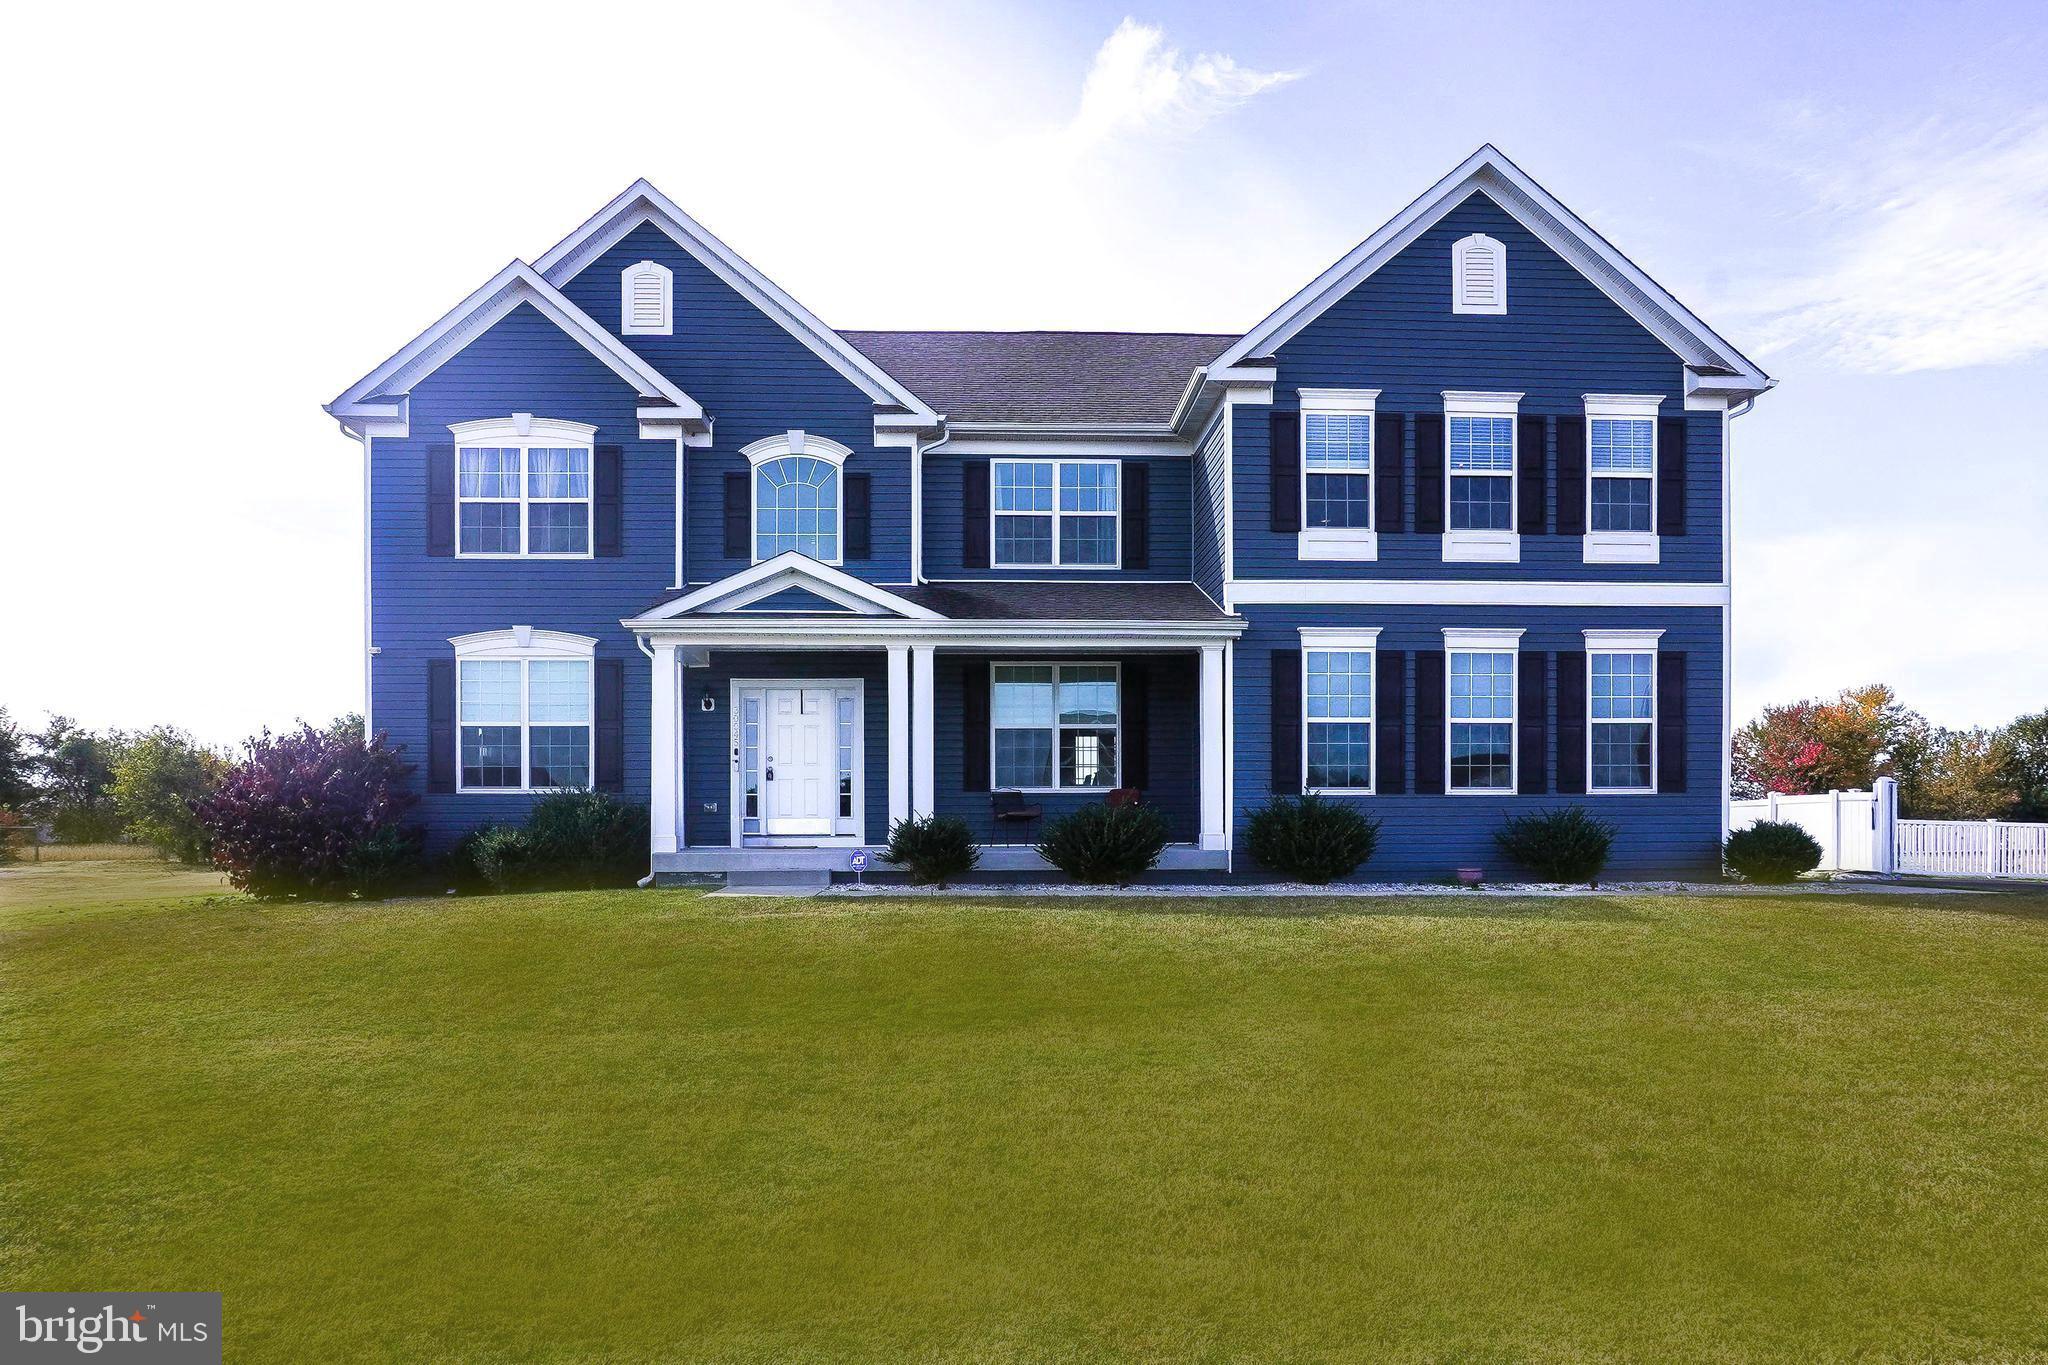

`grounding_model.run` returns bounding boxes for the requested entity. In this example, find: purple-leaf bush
[193,724,423,899]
